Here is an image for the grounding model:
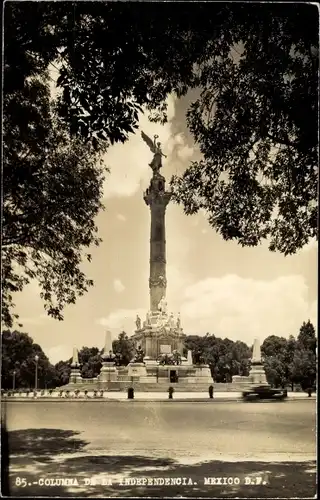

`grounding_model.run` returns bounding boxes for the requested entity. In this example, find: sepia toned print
[2,2,317,499]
